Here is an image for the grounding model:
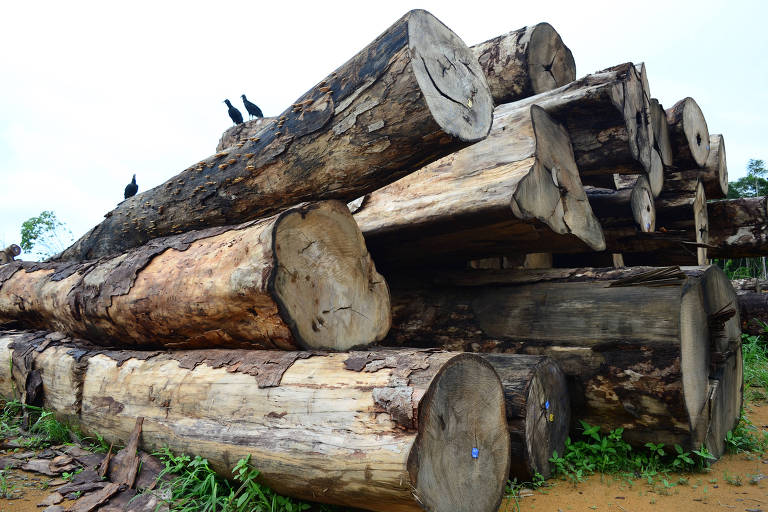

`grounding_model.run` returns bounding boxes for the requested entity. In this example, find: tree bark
[352,104,605,269]
[471,23,575,105]
[382,265,740,450]
[665,134,728,199]
[0,333,510,512]
[478,354,570,480]
[0,201,390,351]
[509,62,653,178]
[666,97,710,169]
[736,290,768,335]
[57,9,494,262]
[216,117,276,152]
